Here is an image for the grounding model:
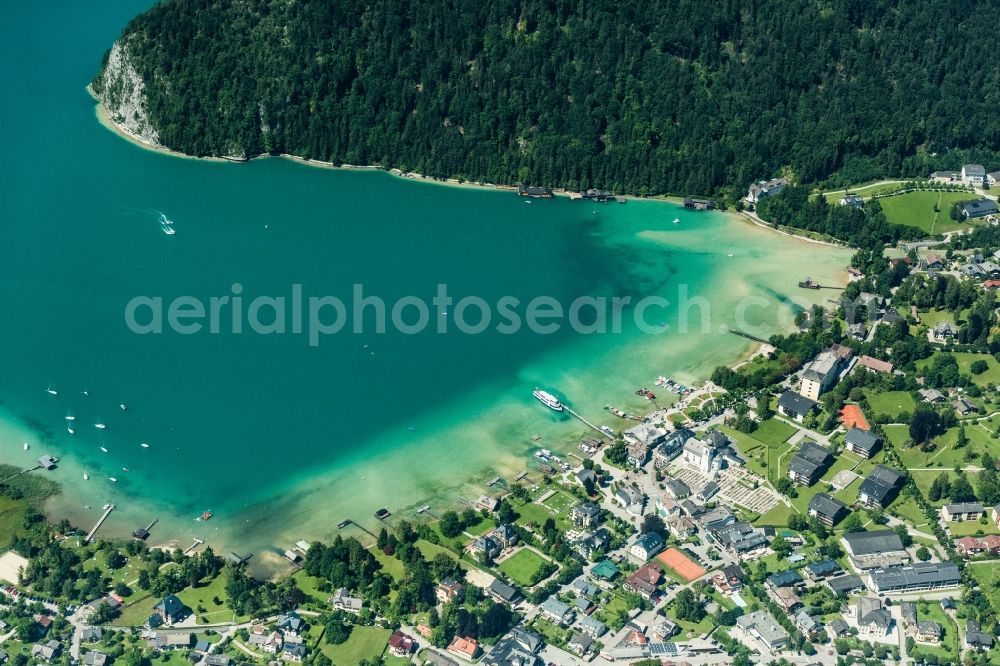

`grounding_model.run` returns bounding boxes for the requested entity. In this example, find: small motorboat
[672,218,680,224]
[65,415,75,421]
[22,442,29,451]
[46,384,58,396]
[140,442,150,448]
[100,446,108,453]
[108,477,117,483]
[119,404,127,411]
[200,510,213,521]
[94,422,107,430]
[67,425,75,435]
[82,473,89,481]
[122,467,130,473]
